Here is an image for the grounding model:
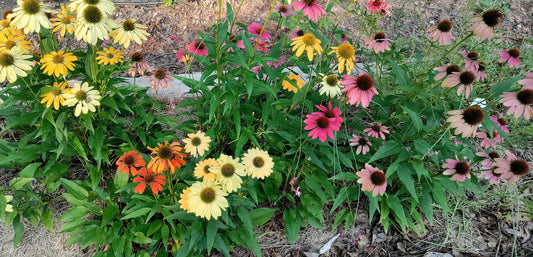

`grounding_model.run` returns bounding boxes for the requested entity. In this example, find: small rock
[372,232,388,244]
[423,252,453,257]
